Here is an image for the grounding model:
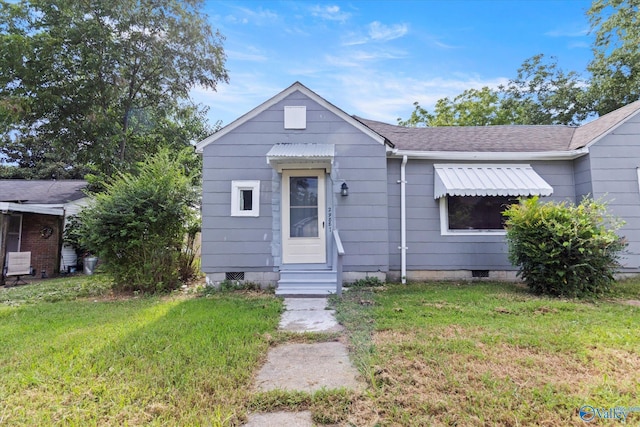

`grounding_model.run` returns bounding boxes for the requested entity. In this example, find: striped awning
[266,143,334,172]
[433,164,553,199]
